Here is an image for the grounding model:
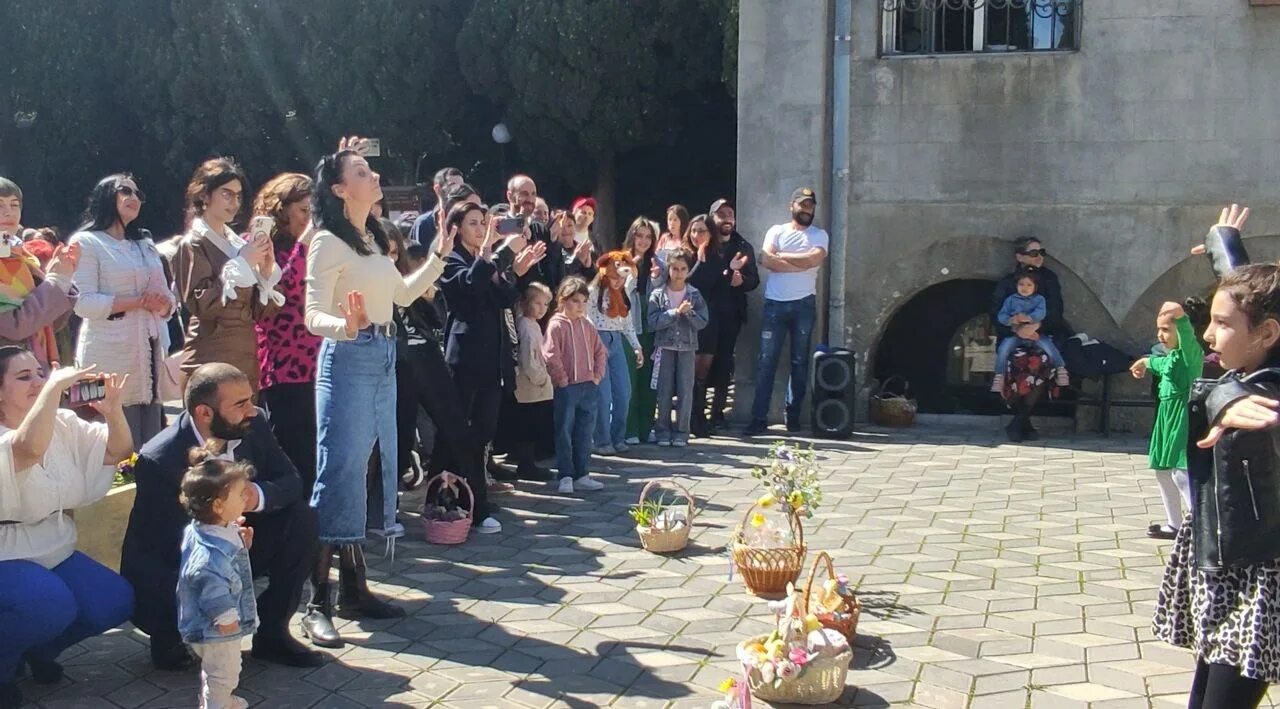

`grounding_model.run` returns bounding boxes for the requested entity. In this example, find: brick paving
[20,425,1280,707]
